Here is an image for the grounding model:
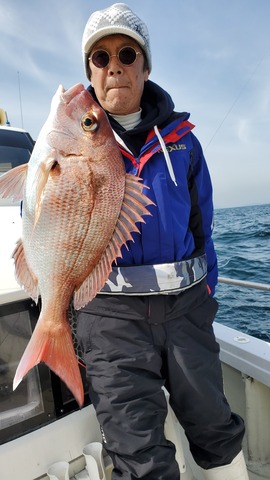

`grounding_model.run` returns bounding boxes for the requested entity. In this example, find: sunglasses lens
[90,47,138,68]
[119,47,137,65]
[91,50,110,68]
